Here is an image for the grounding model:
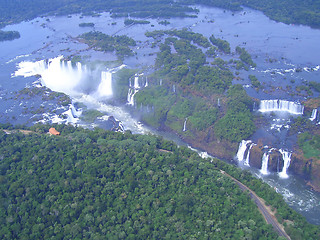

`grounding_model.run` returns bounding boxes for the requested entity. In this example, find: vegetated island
[0,123,319,239]
[0,30,20,42]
